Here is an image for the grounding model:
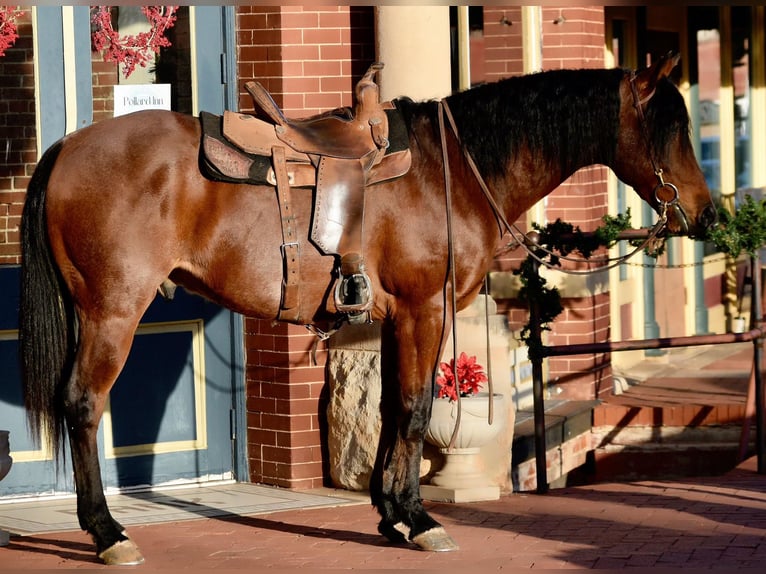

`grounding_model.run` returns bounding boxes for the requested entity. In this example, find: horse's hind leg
[64,316,145,565]
[371,306,459,552]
